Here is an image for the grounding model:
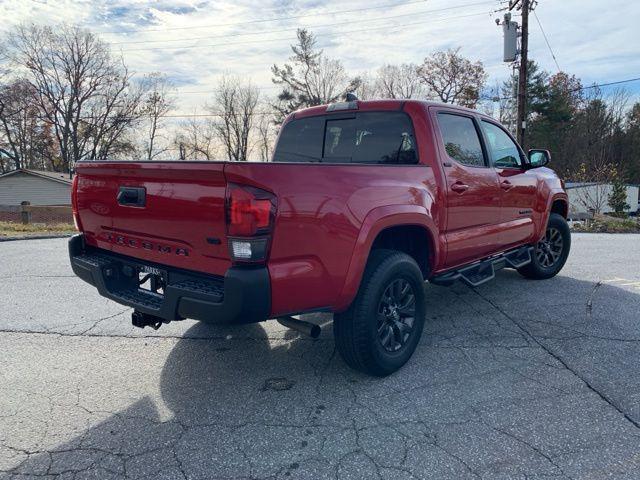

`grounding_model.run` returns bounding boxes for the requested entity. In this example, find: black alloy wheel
[517,213,571,280]
[333,249,426,376]
[535,226,564,268]
[377,278,416,352]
